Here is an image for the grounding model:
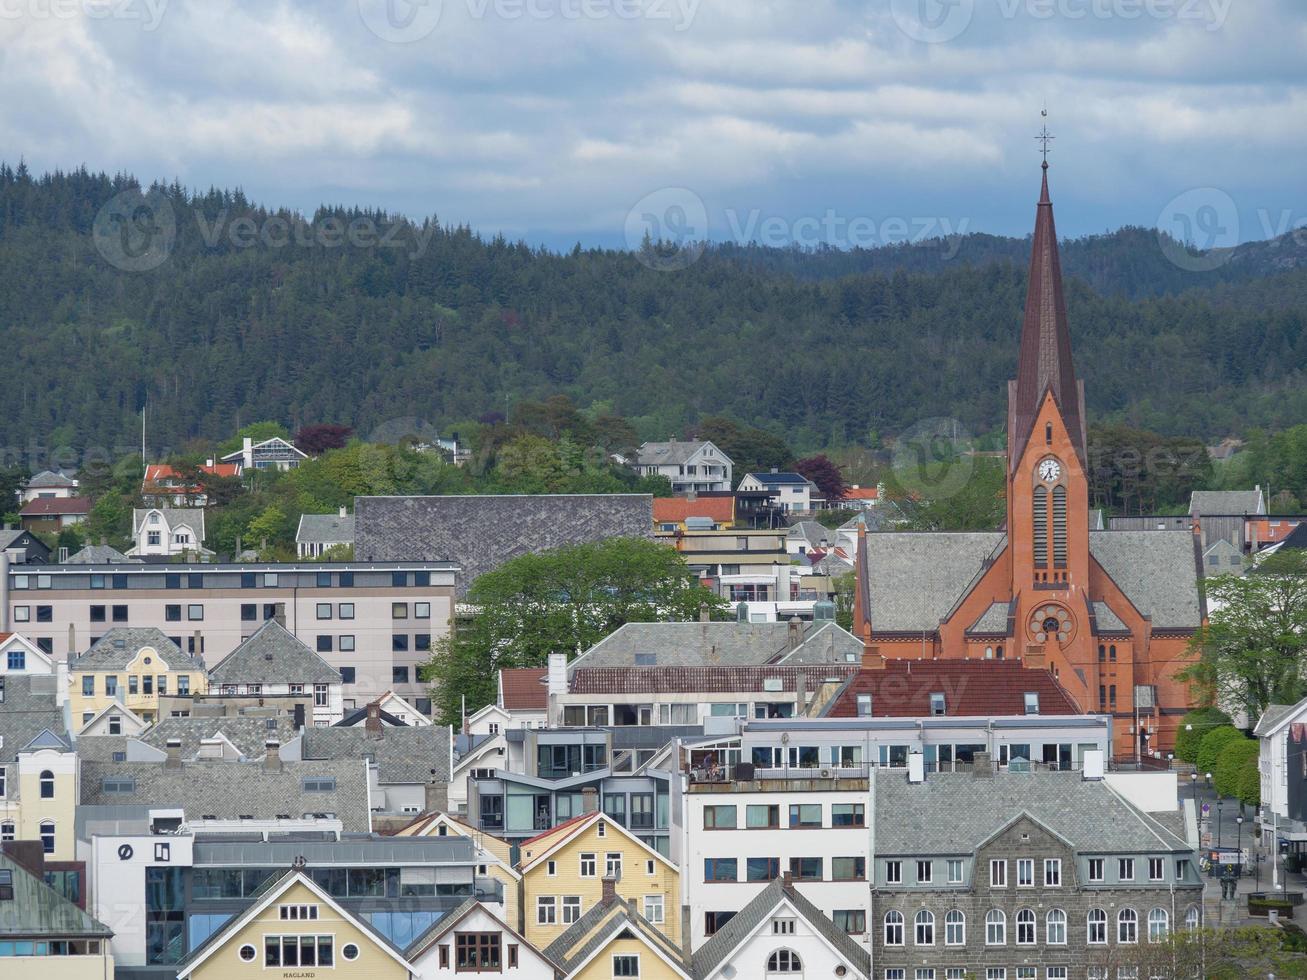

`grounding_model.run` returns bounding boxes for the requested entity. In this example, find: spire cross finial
[1037,109,1054,168]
